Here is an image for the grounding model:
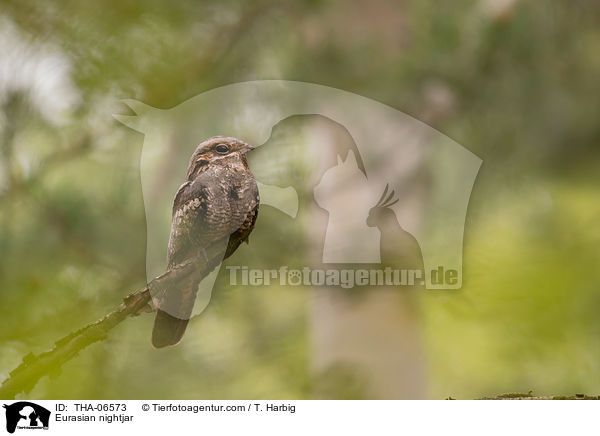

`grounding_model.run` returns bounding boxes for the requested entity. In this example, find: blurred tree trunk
[310,287,427,399]
[303,120,428,399]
